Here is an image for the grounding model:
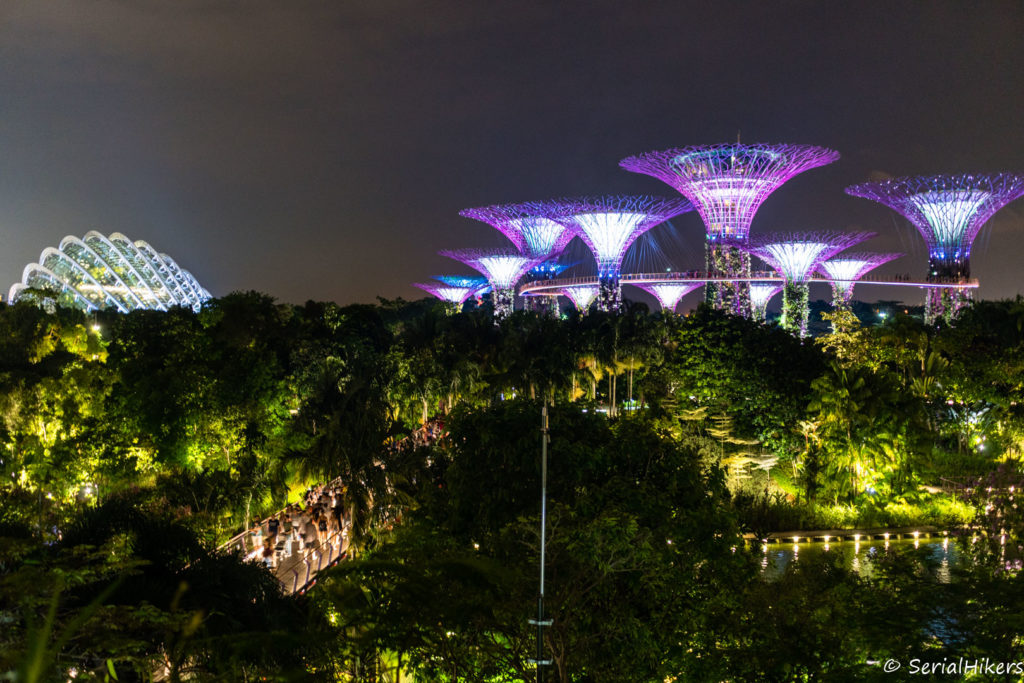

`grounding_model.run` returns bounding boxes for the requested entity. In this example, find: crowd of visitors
[246,481,348,569]
[405,419,445,450]
[234,421,447,573]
